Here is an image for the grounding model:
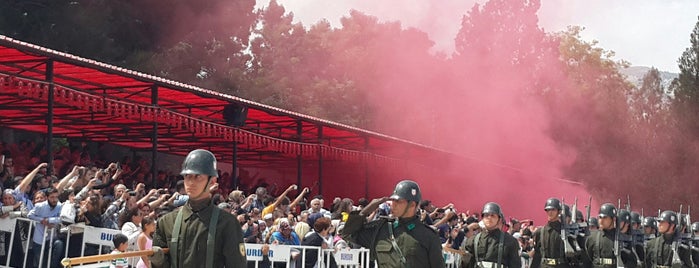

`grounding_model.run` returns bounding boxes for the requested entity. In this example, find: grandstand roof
[0,35,451,168]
